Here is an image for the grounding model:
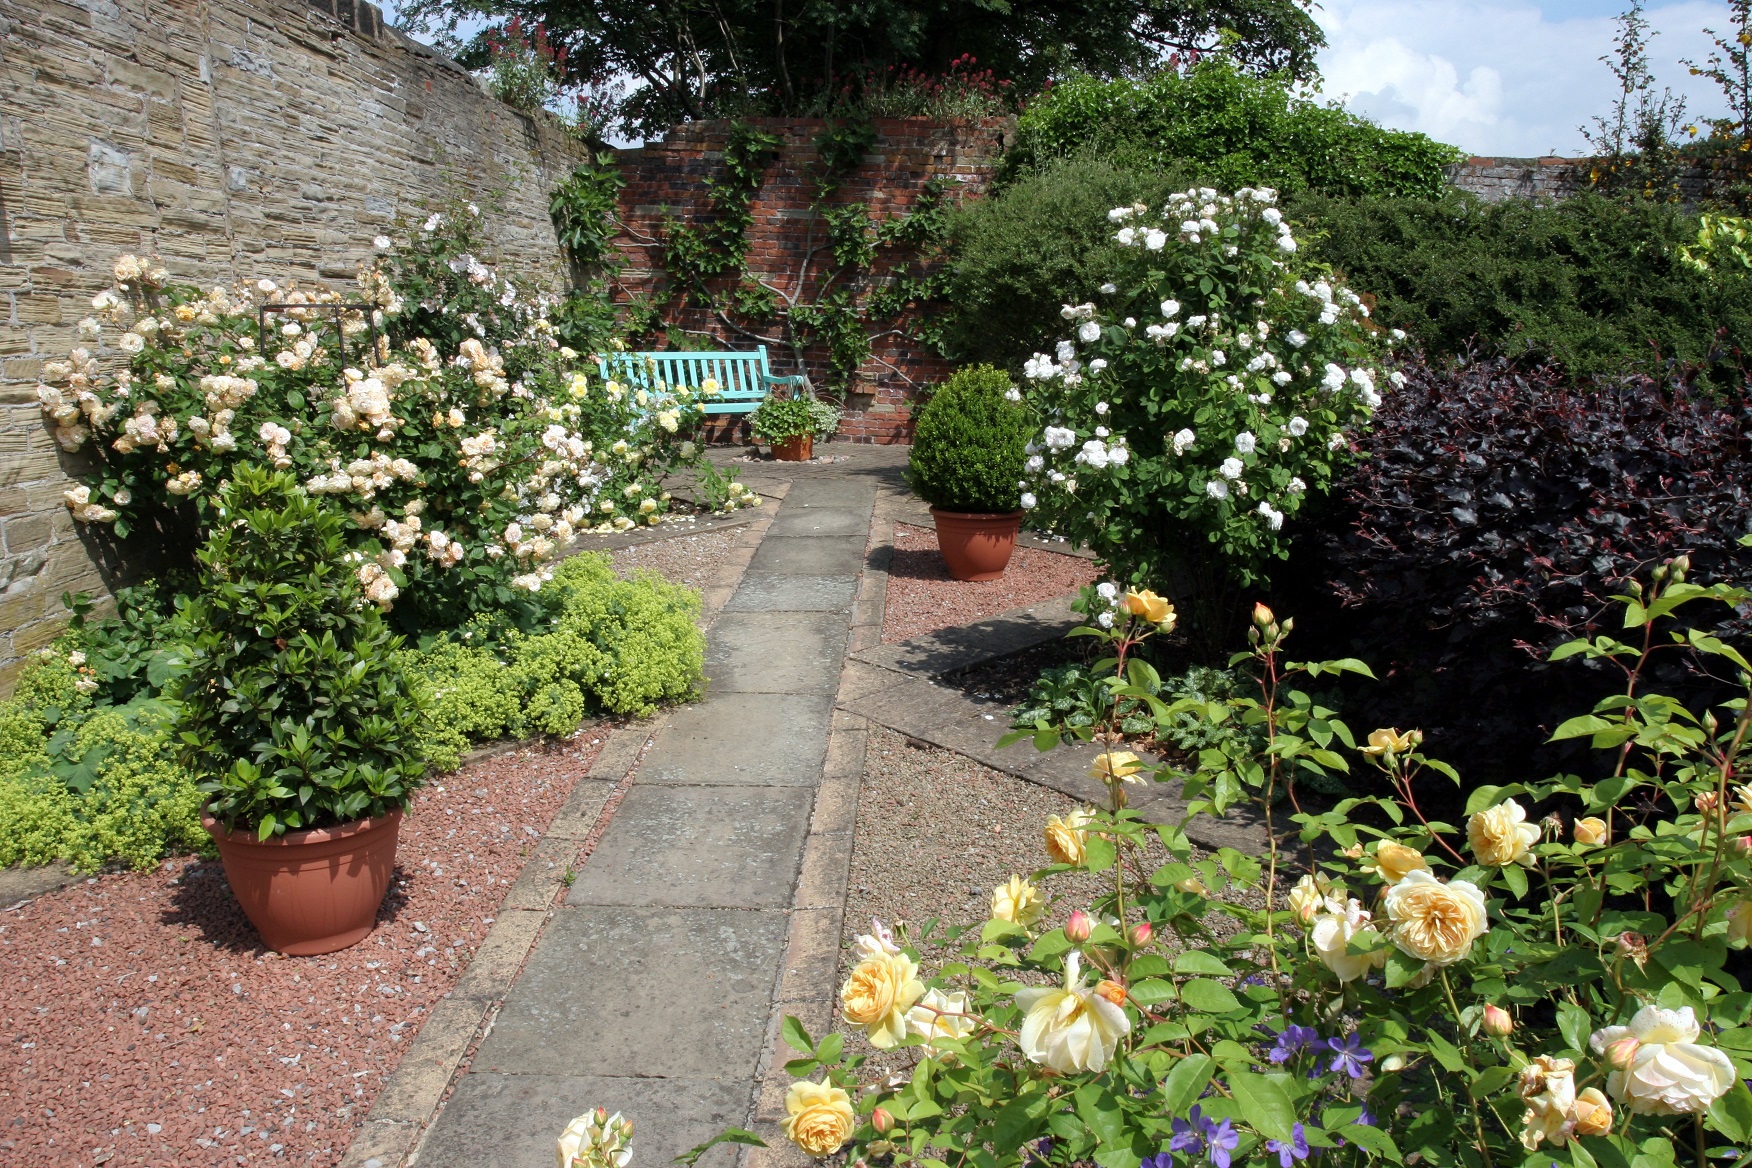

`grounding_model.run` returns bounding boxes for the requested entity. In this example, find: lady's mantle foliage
[1021,186,1396,588]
